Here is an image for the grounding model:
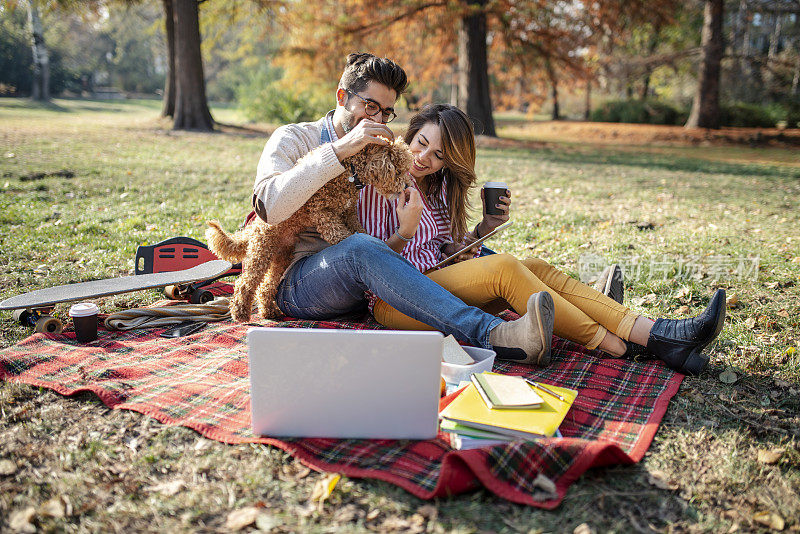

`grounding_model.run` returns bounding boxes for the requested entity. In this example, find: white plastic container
[441,346,496,385]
